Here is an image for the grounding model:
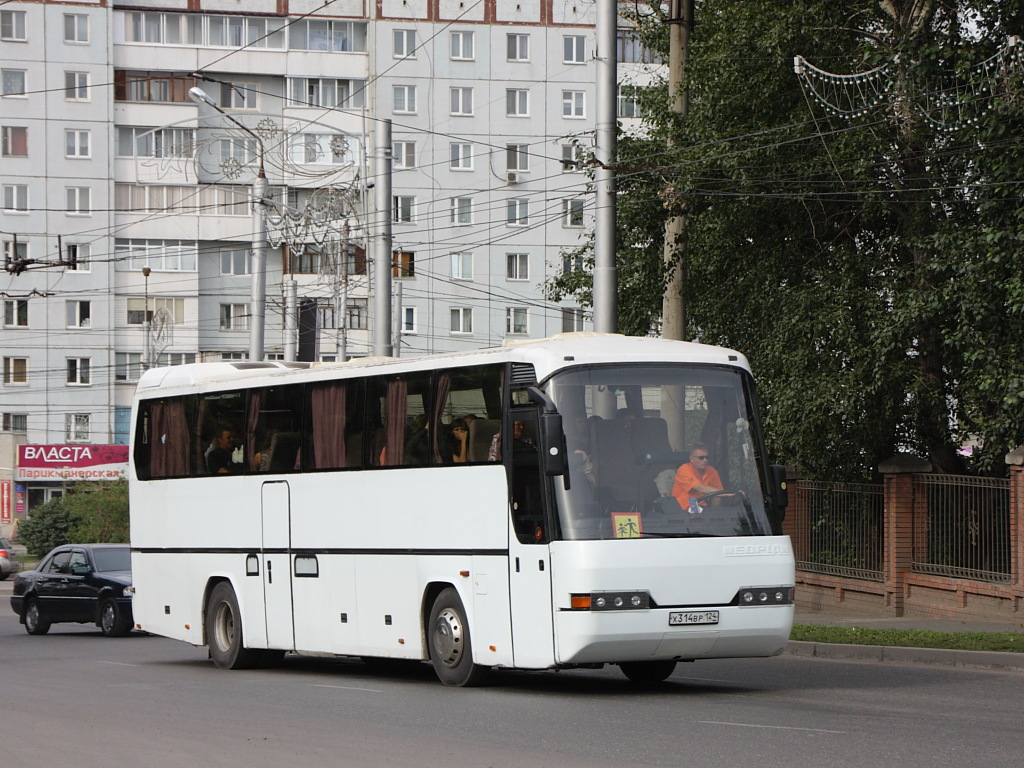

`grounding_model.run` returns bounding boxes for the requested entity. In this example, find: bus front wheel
[427,588,489,687]
[206,582,262,670]
[619,660,677,684]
